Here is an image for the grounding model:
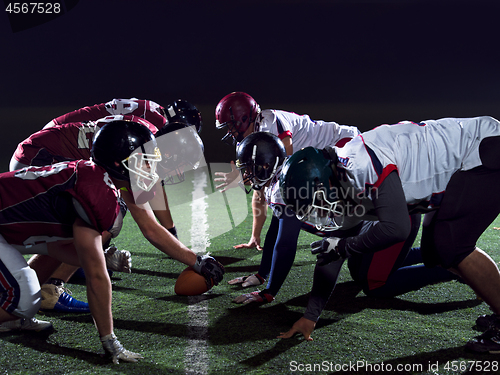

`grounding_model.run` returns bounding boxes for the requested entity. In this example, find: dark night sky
[1,0,500,164]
